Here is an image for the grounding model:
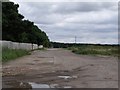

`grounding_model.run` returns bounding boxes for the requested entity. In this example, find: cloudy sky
[10,0,118,44]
